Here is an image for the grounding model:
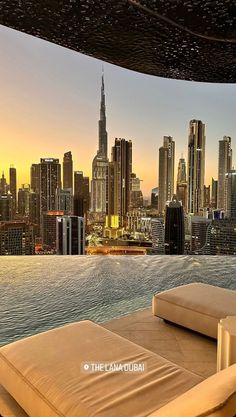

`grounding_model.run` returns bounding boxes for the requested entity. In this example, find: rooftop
[103,307,217,378]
